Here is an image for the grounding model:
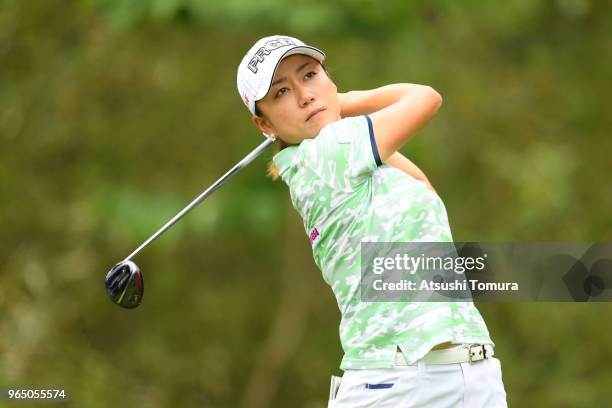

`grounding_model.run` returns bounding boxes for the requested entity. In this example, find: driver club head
[105,260,144,309]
